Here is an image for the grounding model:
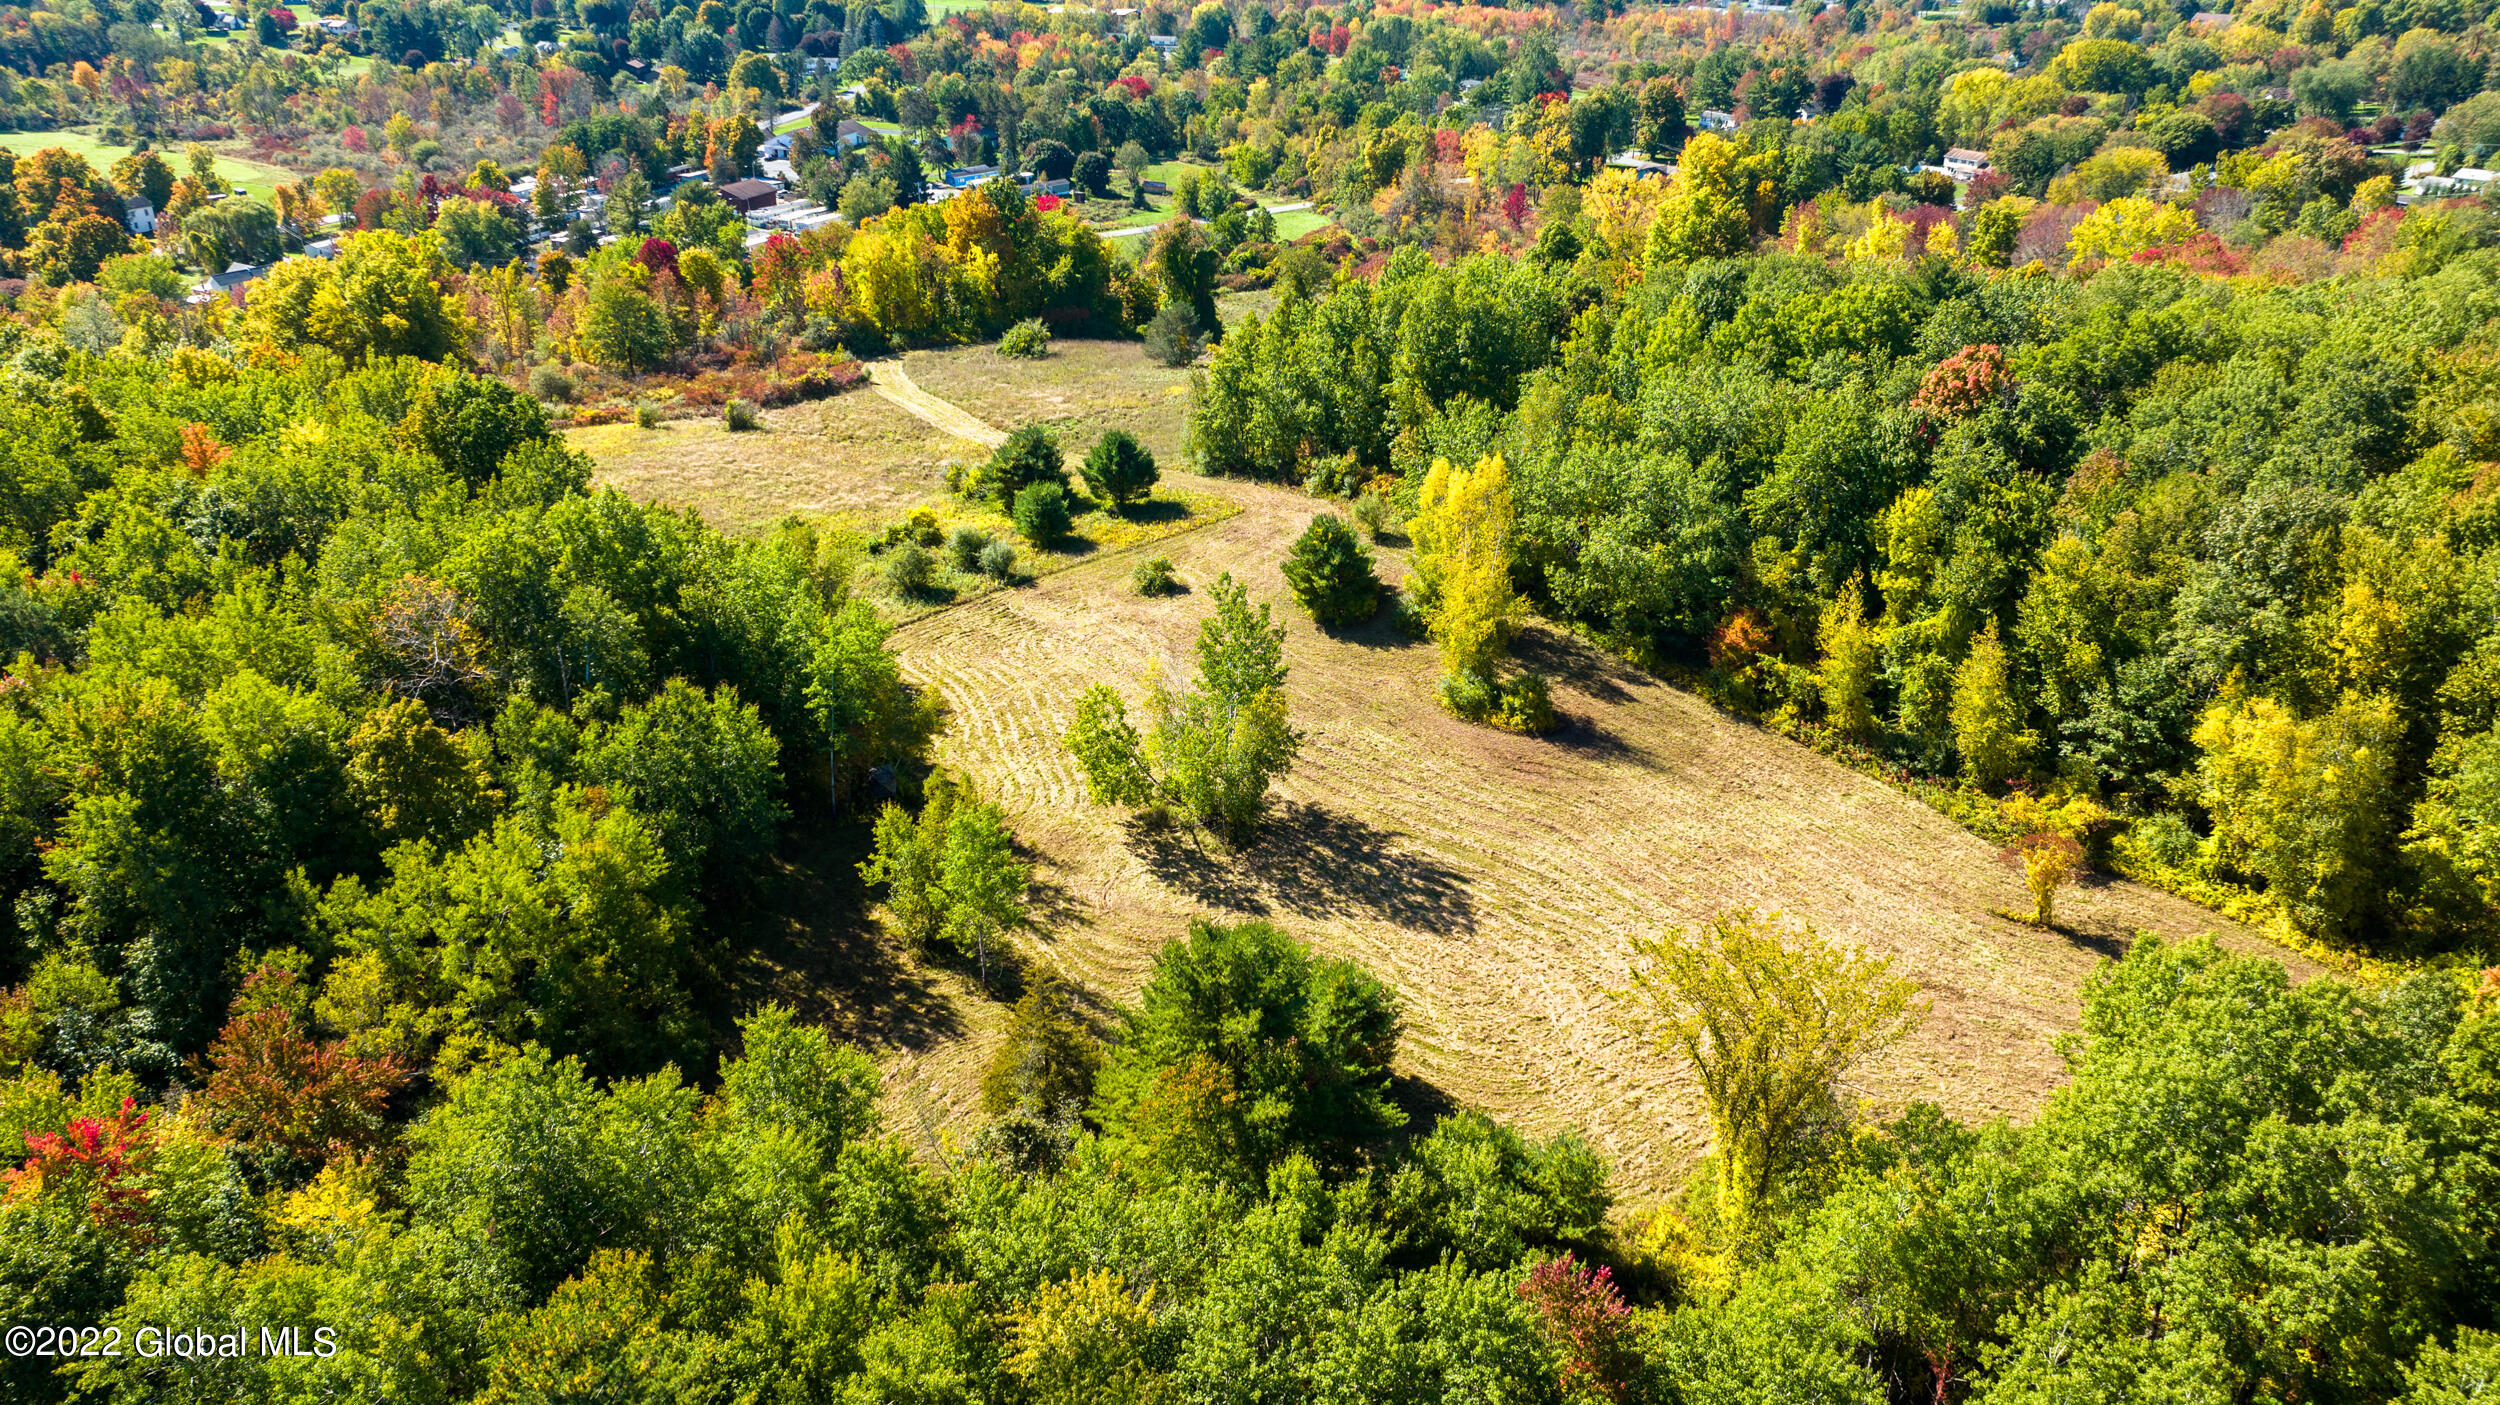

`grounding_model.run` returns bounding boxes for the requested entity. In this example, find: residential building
[719,178,782,213]
[1943,147,1991,182]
